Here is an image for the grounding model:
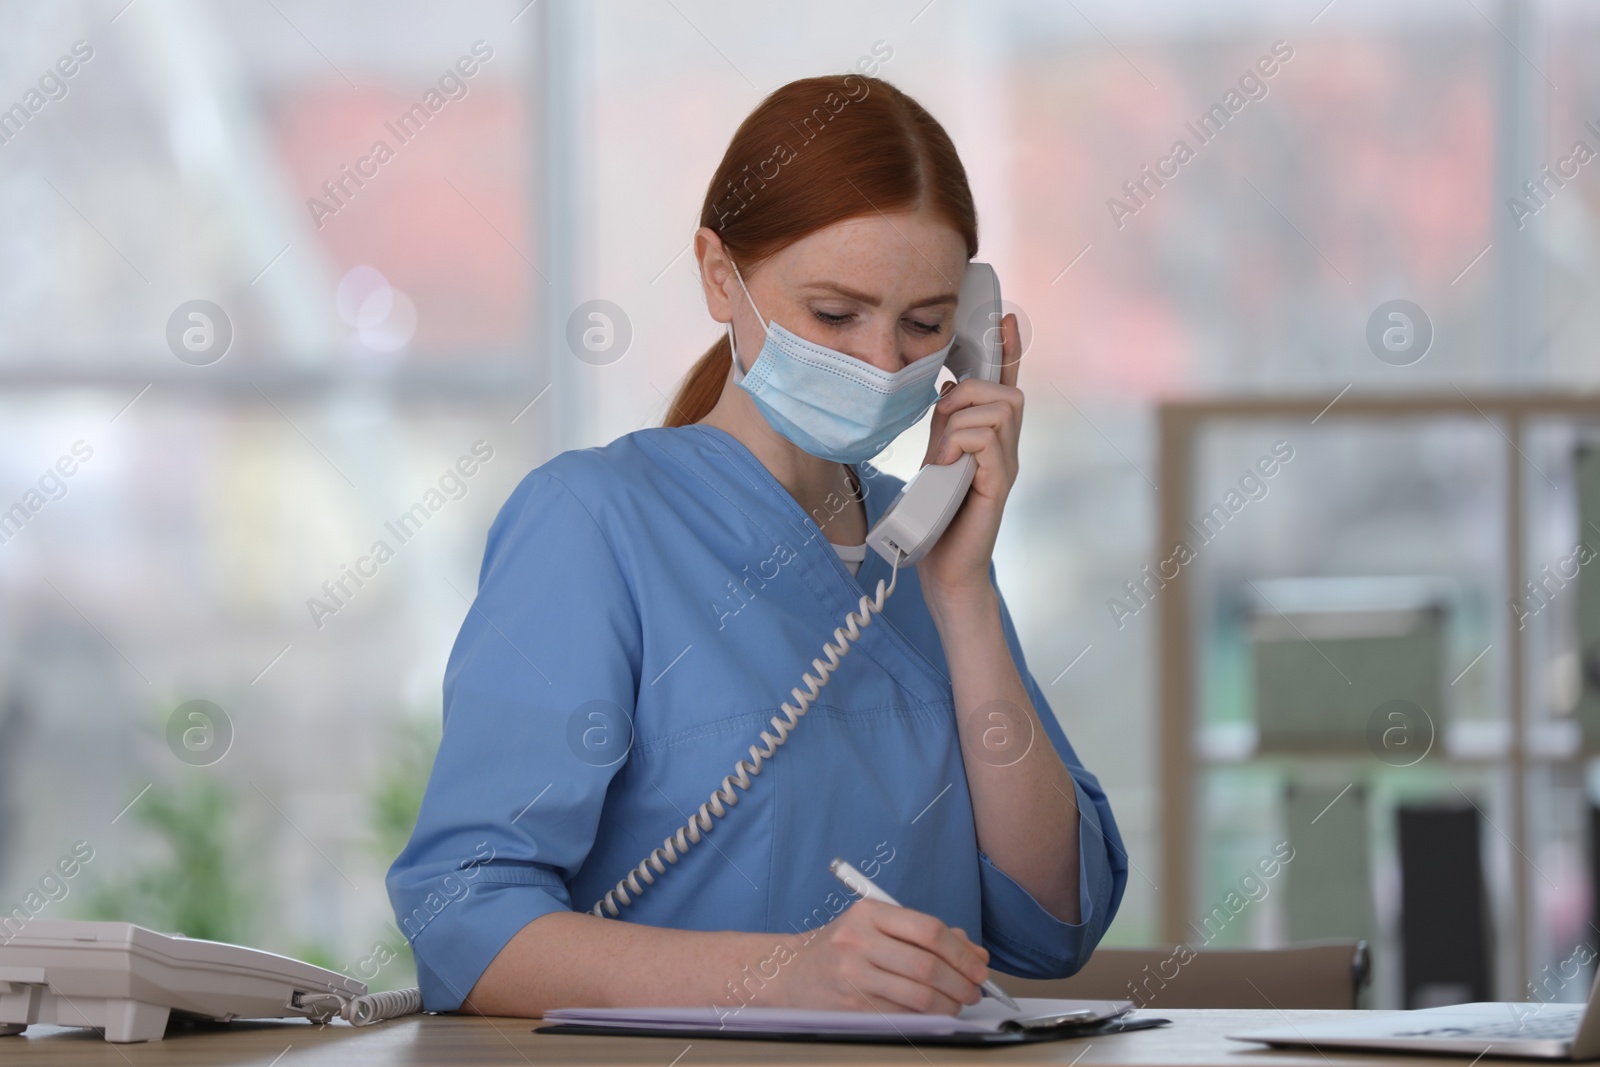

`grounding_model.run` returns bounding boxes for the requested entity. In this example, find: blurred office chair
[999,940,1371,1009]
